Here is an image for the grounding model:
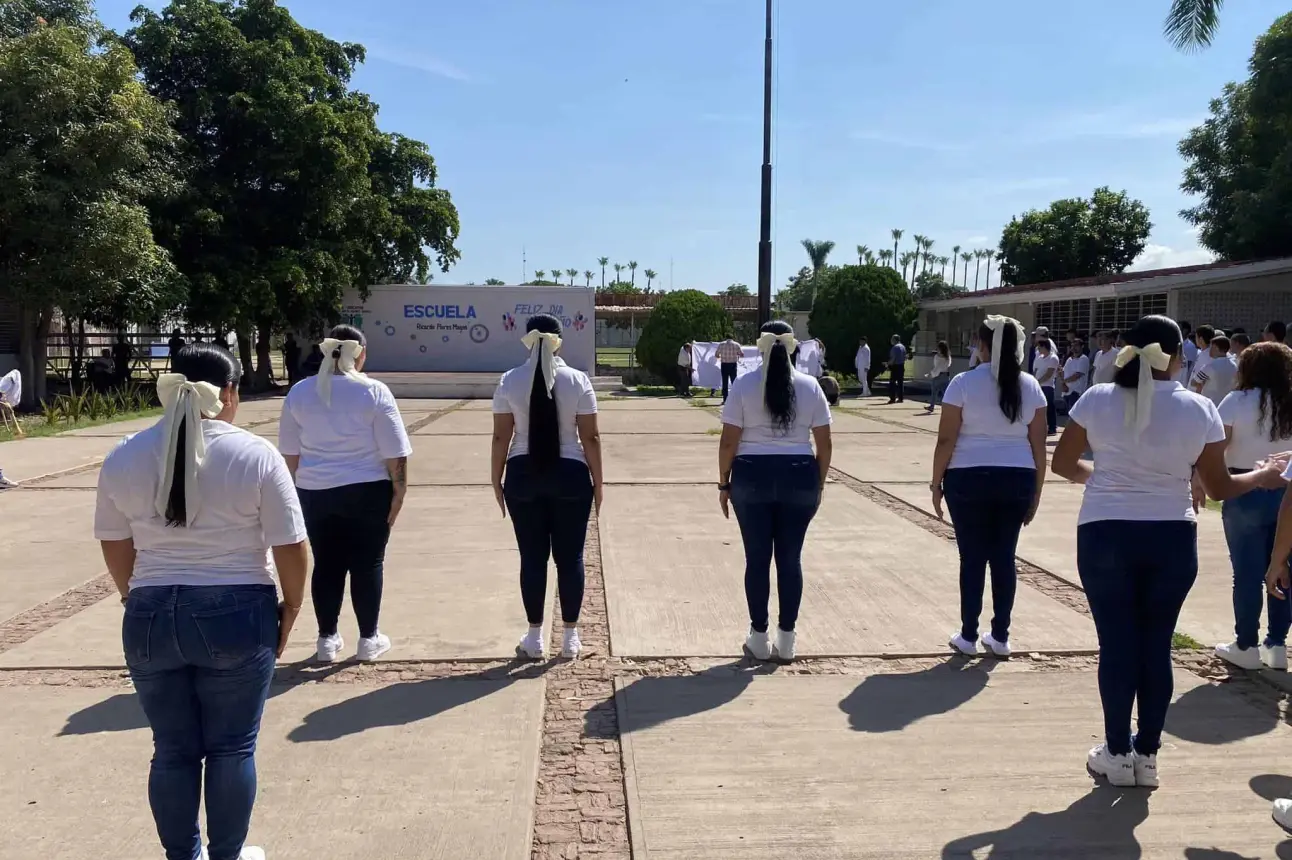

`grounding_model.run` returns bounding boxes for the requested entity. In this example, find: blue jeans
[124,584,279,860]
[929,373,950,407]
[1077,520,1197,756]
[1222,487,1292,648]
[1042,386,1057,433]
[943,466,1035,642]
[730,454,821,633]
[504,455,593,624]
